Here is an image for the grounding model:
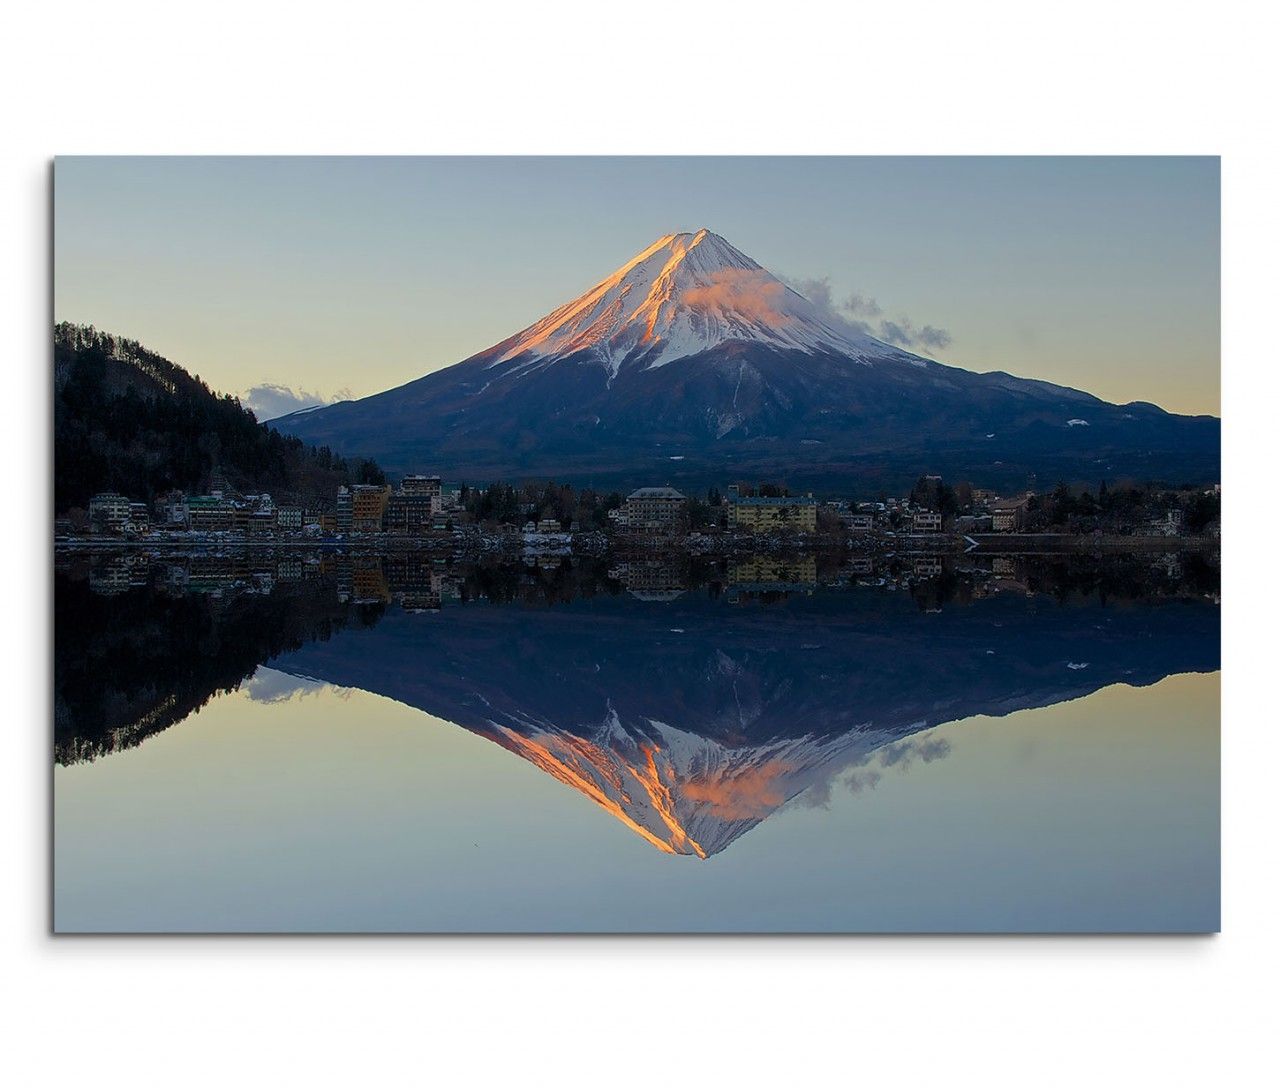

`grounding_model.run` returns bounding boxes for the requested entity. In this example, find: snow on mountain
[272,226,1221,489]
[481,709,894,858]
[488,229,906,377]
